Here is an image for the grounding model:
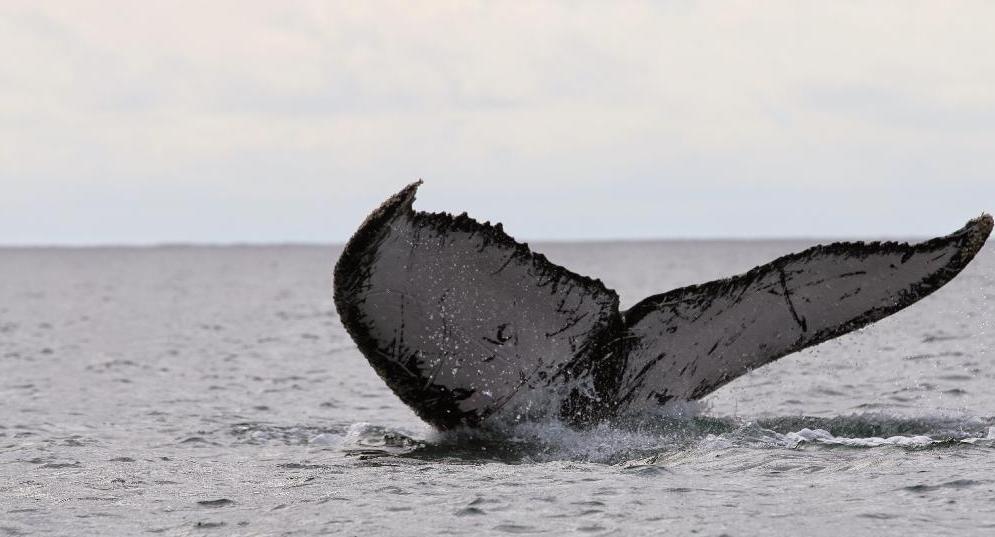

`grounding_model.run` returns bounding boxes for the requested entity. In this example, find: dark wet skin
[334,181,992,430]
